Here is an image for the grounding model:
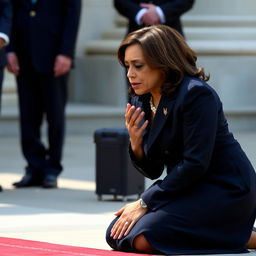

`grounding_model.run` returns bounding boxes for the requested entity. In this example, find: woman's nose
[127,67,135,78]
